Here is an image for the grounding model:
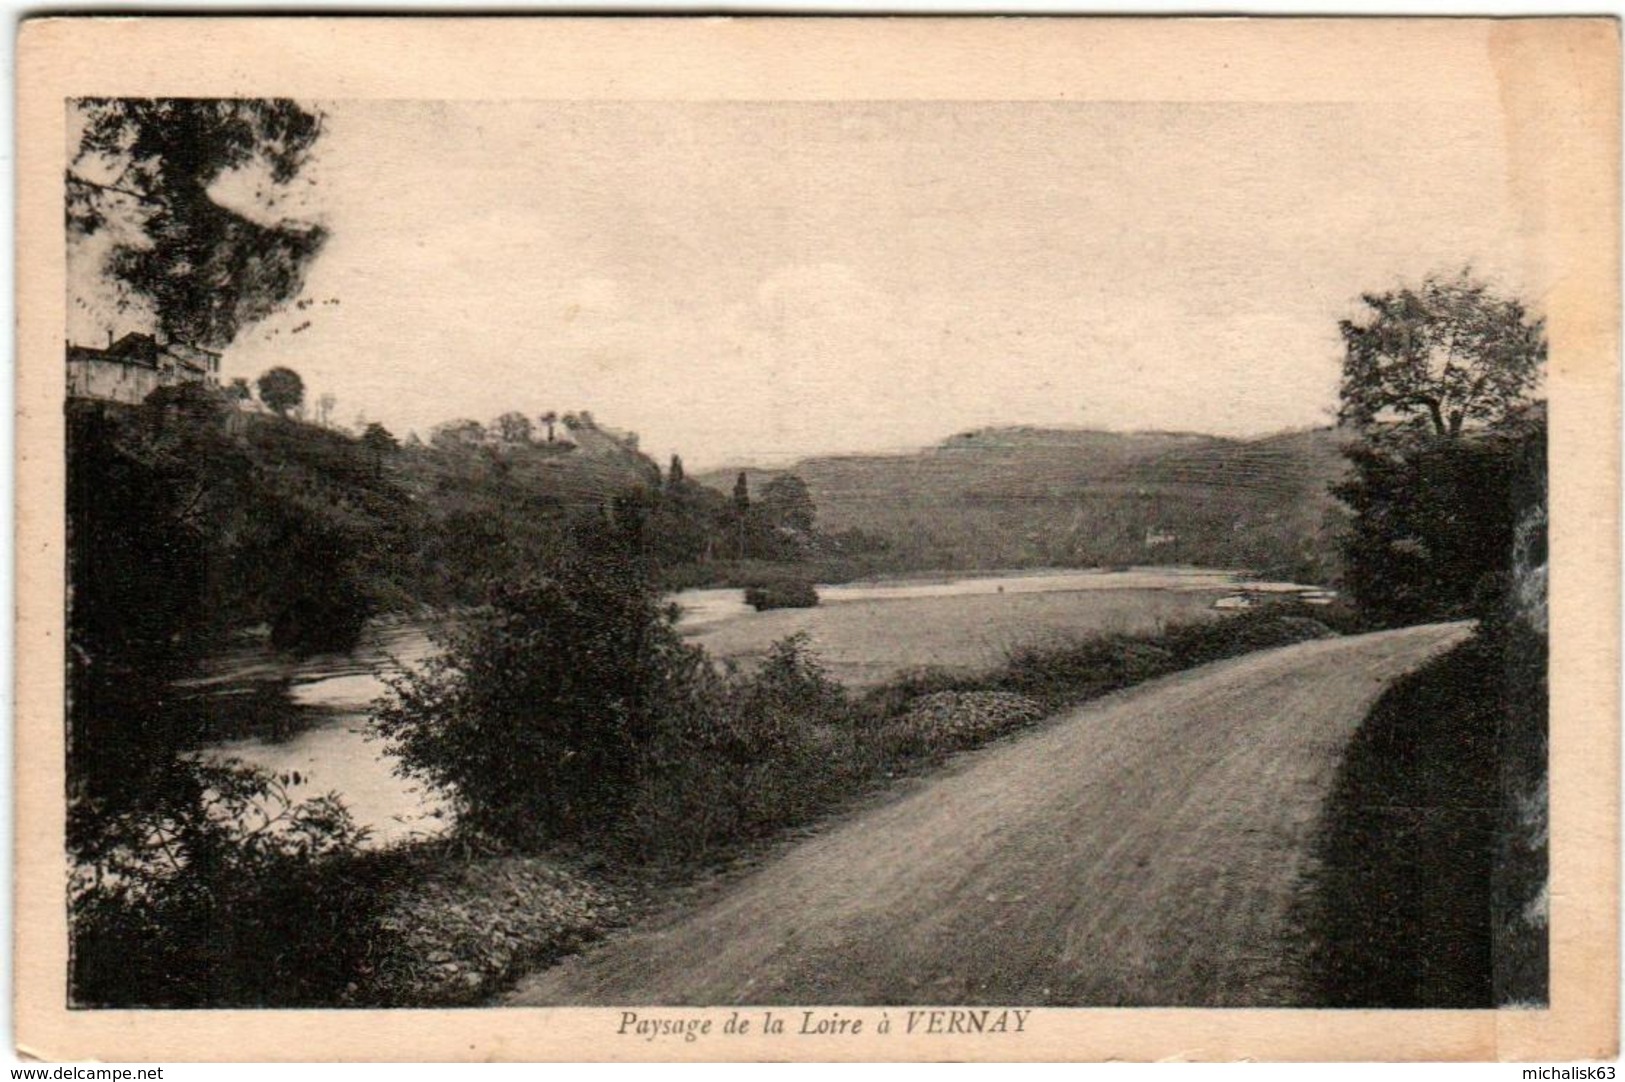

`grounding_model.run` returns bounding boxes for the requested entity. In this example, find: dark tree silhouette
[360,422,399,478]
[732,471,751,558]
[539,410,559,443]
[668,454,685,487]
[1339,272,1545,440]
[361,421,398,452]
[495,411,533,445]
[759,474,817,535]
[68,98,330,350]
[256,366,305,418]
